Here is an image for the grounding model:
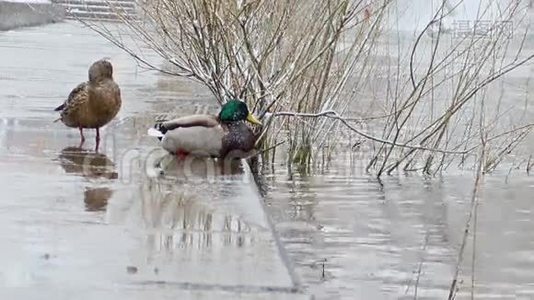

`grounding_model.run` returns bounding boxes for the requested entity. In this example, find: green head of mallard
[218,99,262,125]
